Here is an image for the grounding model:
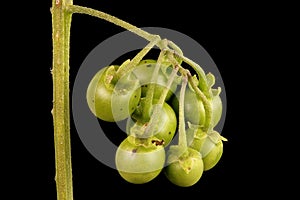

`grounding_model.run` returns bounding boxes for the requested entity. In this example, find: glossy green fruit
[115,136,165,184]
[211,94,222,127]
[202,140,223,171]
[187,127,226,171]
[164,147,204,187]
[172,88,223,128]
[86,65,141,122]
